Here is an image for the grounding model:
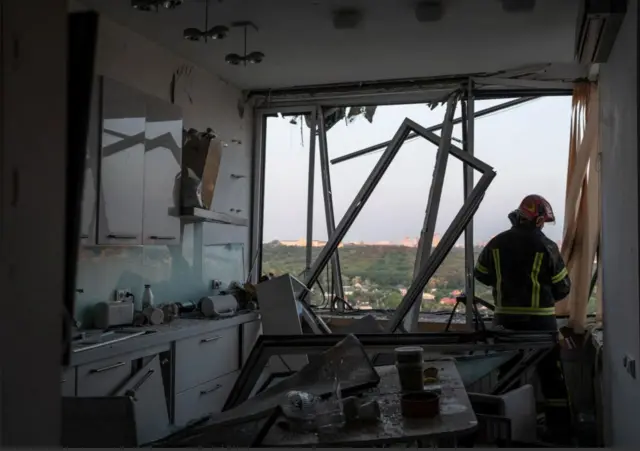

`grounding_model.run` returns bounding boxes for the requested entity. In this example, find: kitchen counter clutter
[70,312,259,366]
[62,311,262,447]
